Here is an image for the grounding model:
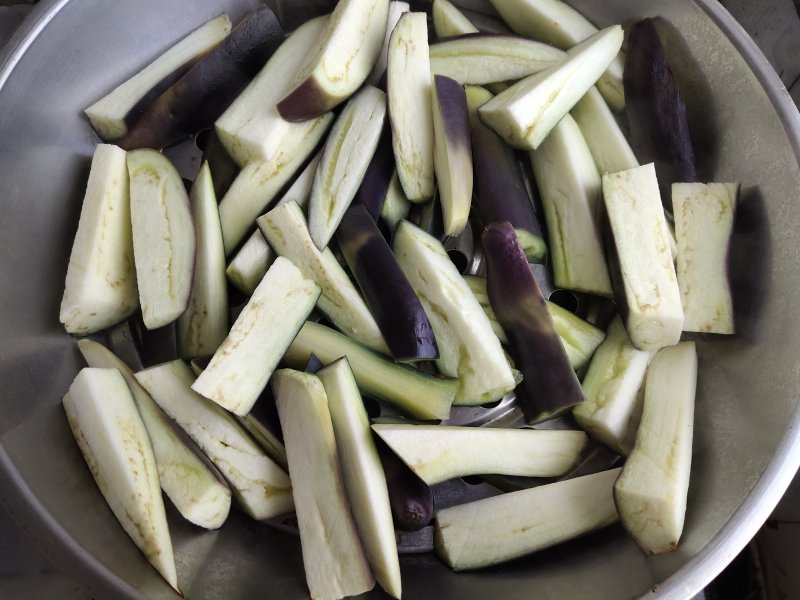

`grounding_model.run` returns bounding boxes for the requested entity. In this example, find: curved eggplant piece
[466,85,546,262]
[119,7,284,150]
[482,222,584,424]
[355,124,395,220]
[337,203,438,362]
[201,129,239,199]
[624,18,697,211]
